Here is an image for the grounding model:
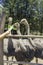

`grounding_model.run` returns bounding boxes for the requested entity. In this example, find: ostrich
[20,19,35,62]
[20,18,39,63]
[20,18,43,63]
[12,22,27,63]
